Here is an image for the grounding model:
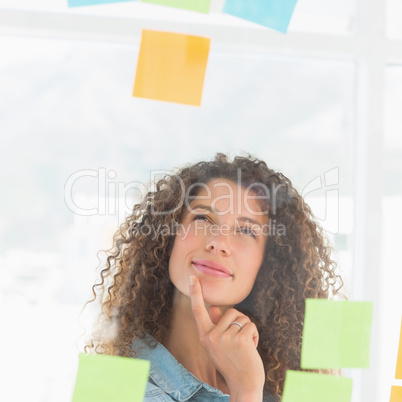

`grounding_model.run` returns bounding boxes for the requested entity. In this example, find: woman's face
[168,178,268,307]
